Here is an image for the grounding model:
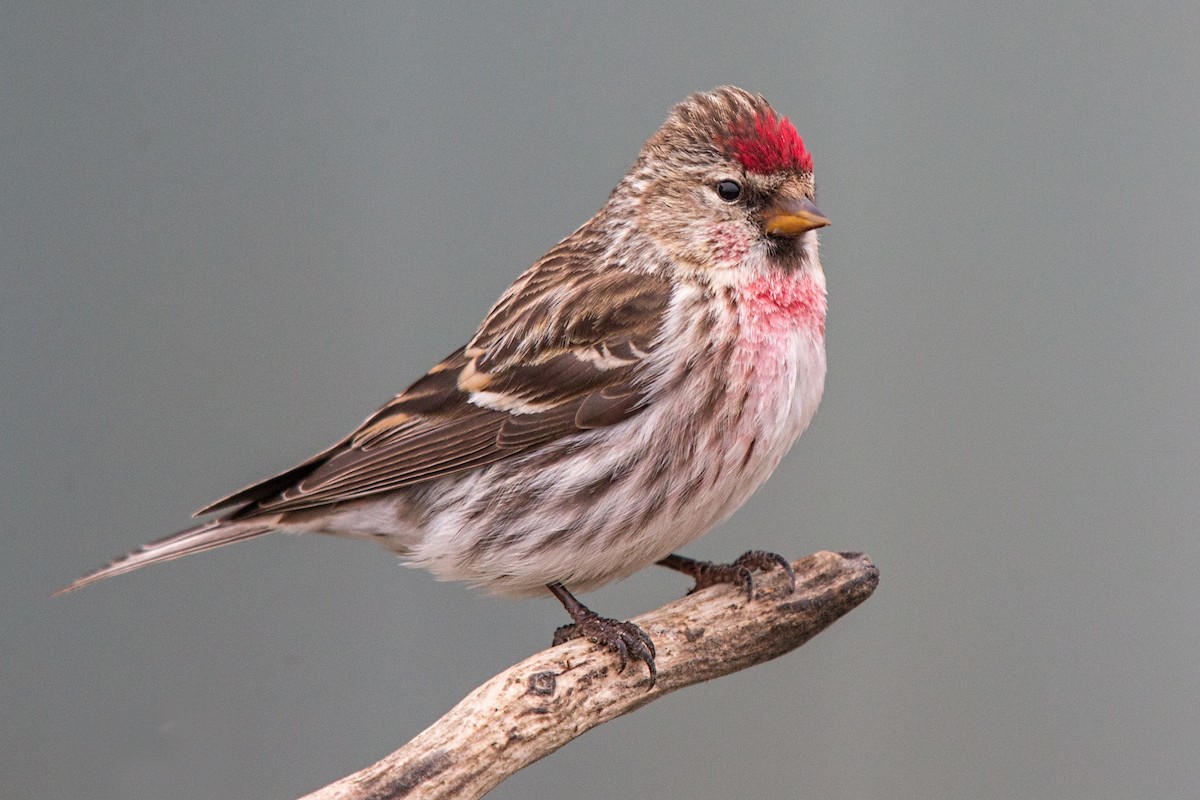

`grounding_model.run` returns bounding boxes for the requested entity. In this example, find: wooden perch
[300,550,878,800]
